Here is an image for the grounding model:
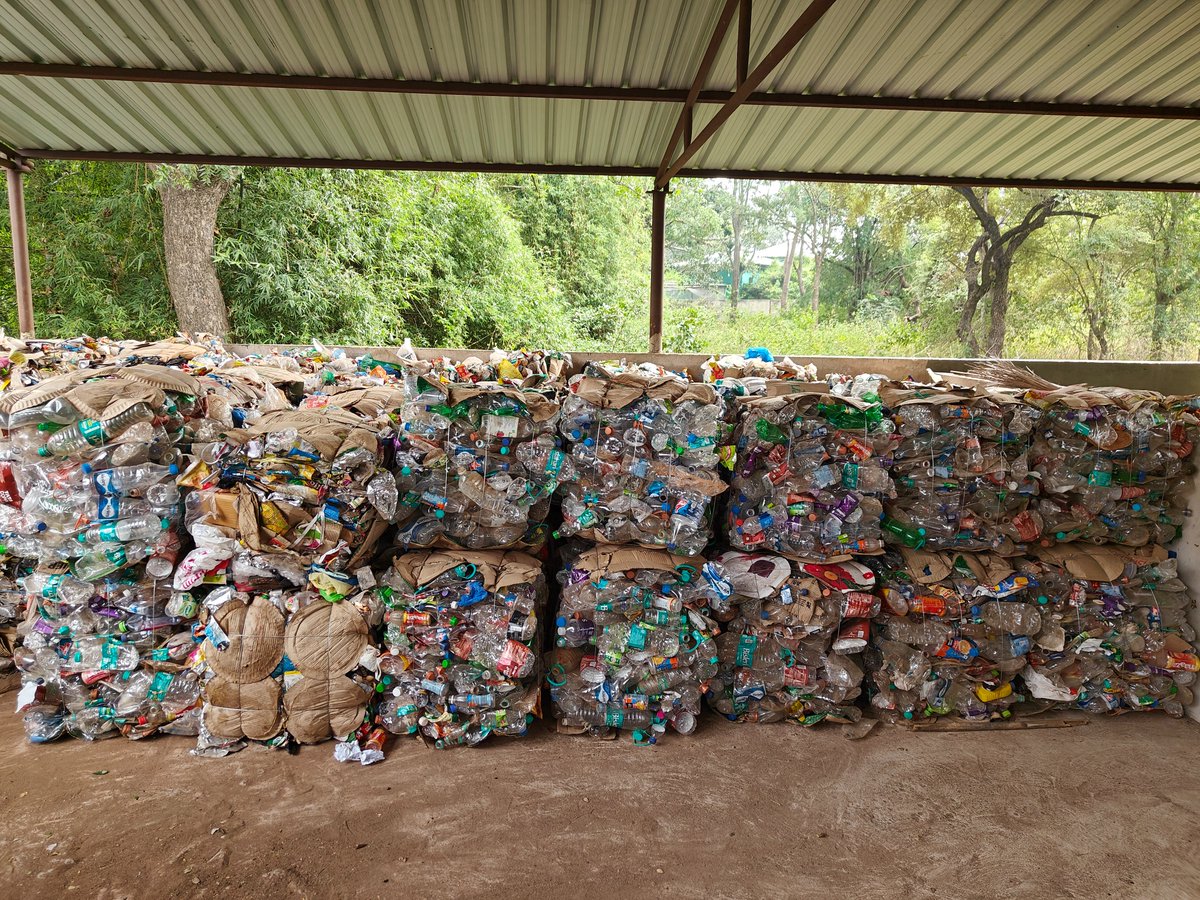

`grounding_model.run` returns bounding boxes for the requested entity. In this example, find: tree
[1133,193,1200,358]
[756,183,809,312]
[954,188,1098,356]
[152,165,236,338]
[720,180,768,319]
